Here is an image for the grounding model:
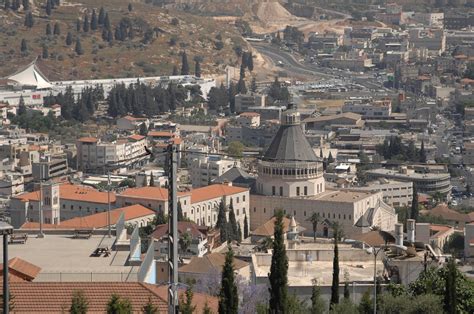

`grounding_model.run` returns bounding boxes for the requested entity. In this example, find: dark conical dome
[262,106,318,162]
